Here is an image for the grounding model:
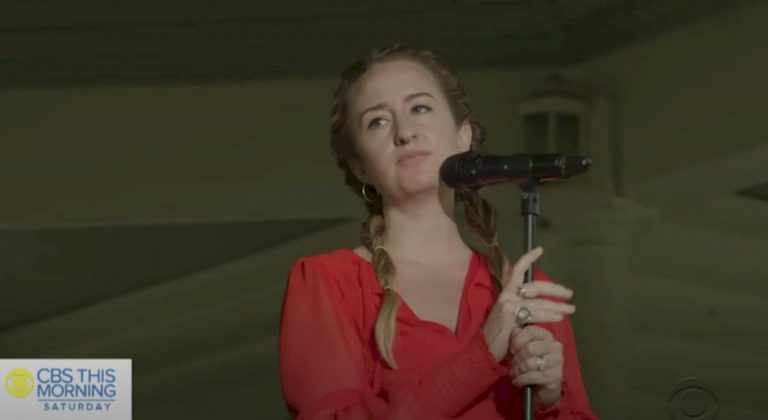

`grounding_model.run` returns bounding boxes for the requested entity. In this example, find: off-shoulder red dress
[279,248,597,419]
